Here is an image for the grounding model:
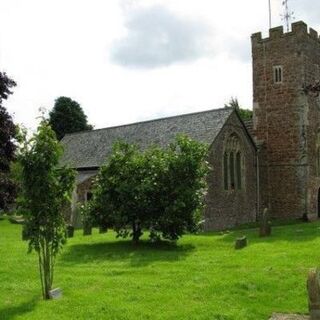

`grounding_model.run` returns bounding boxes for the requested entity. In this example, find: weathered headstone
[259,207,272,237]
[269,313,308,320]
[22,226,28,241]
[66,225,74,238]
[307,268,320,320]
[49,288,62,299]
[83,223,92,236]
[99,226,107,234]
[235,236,247,249]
